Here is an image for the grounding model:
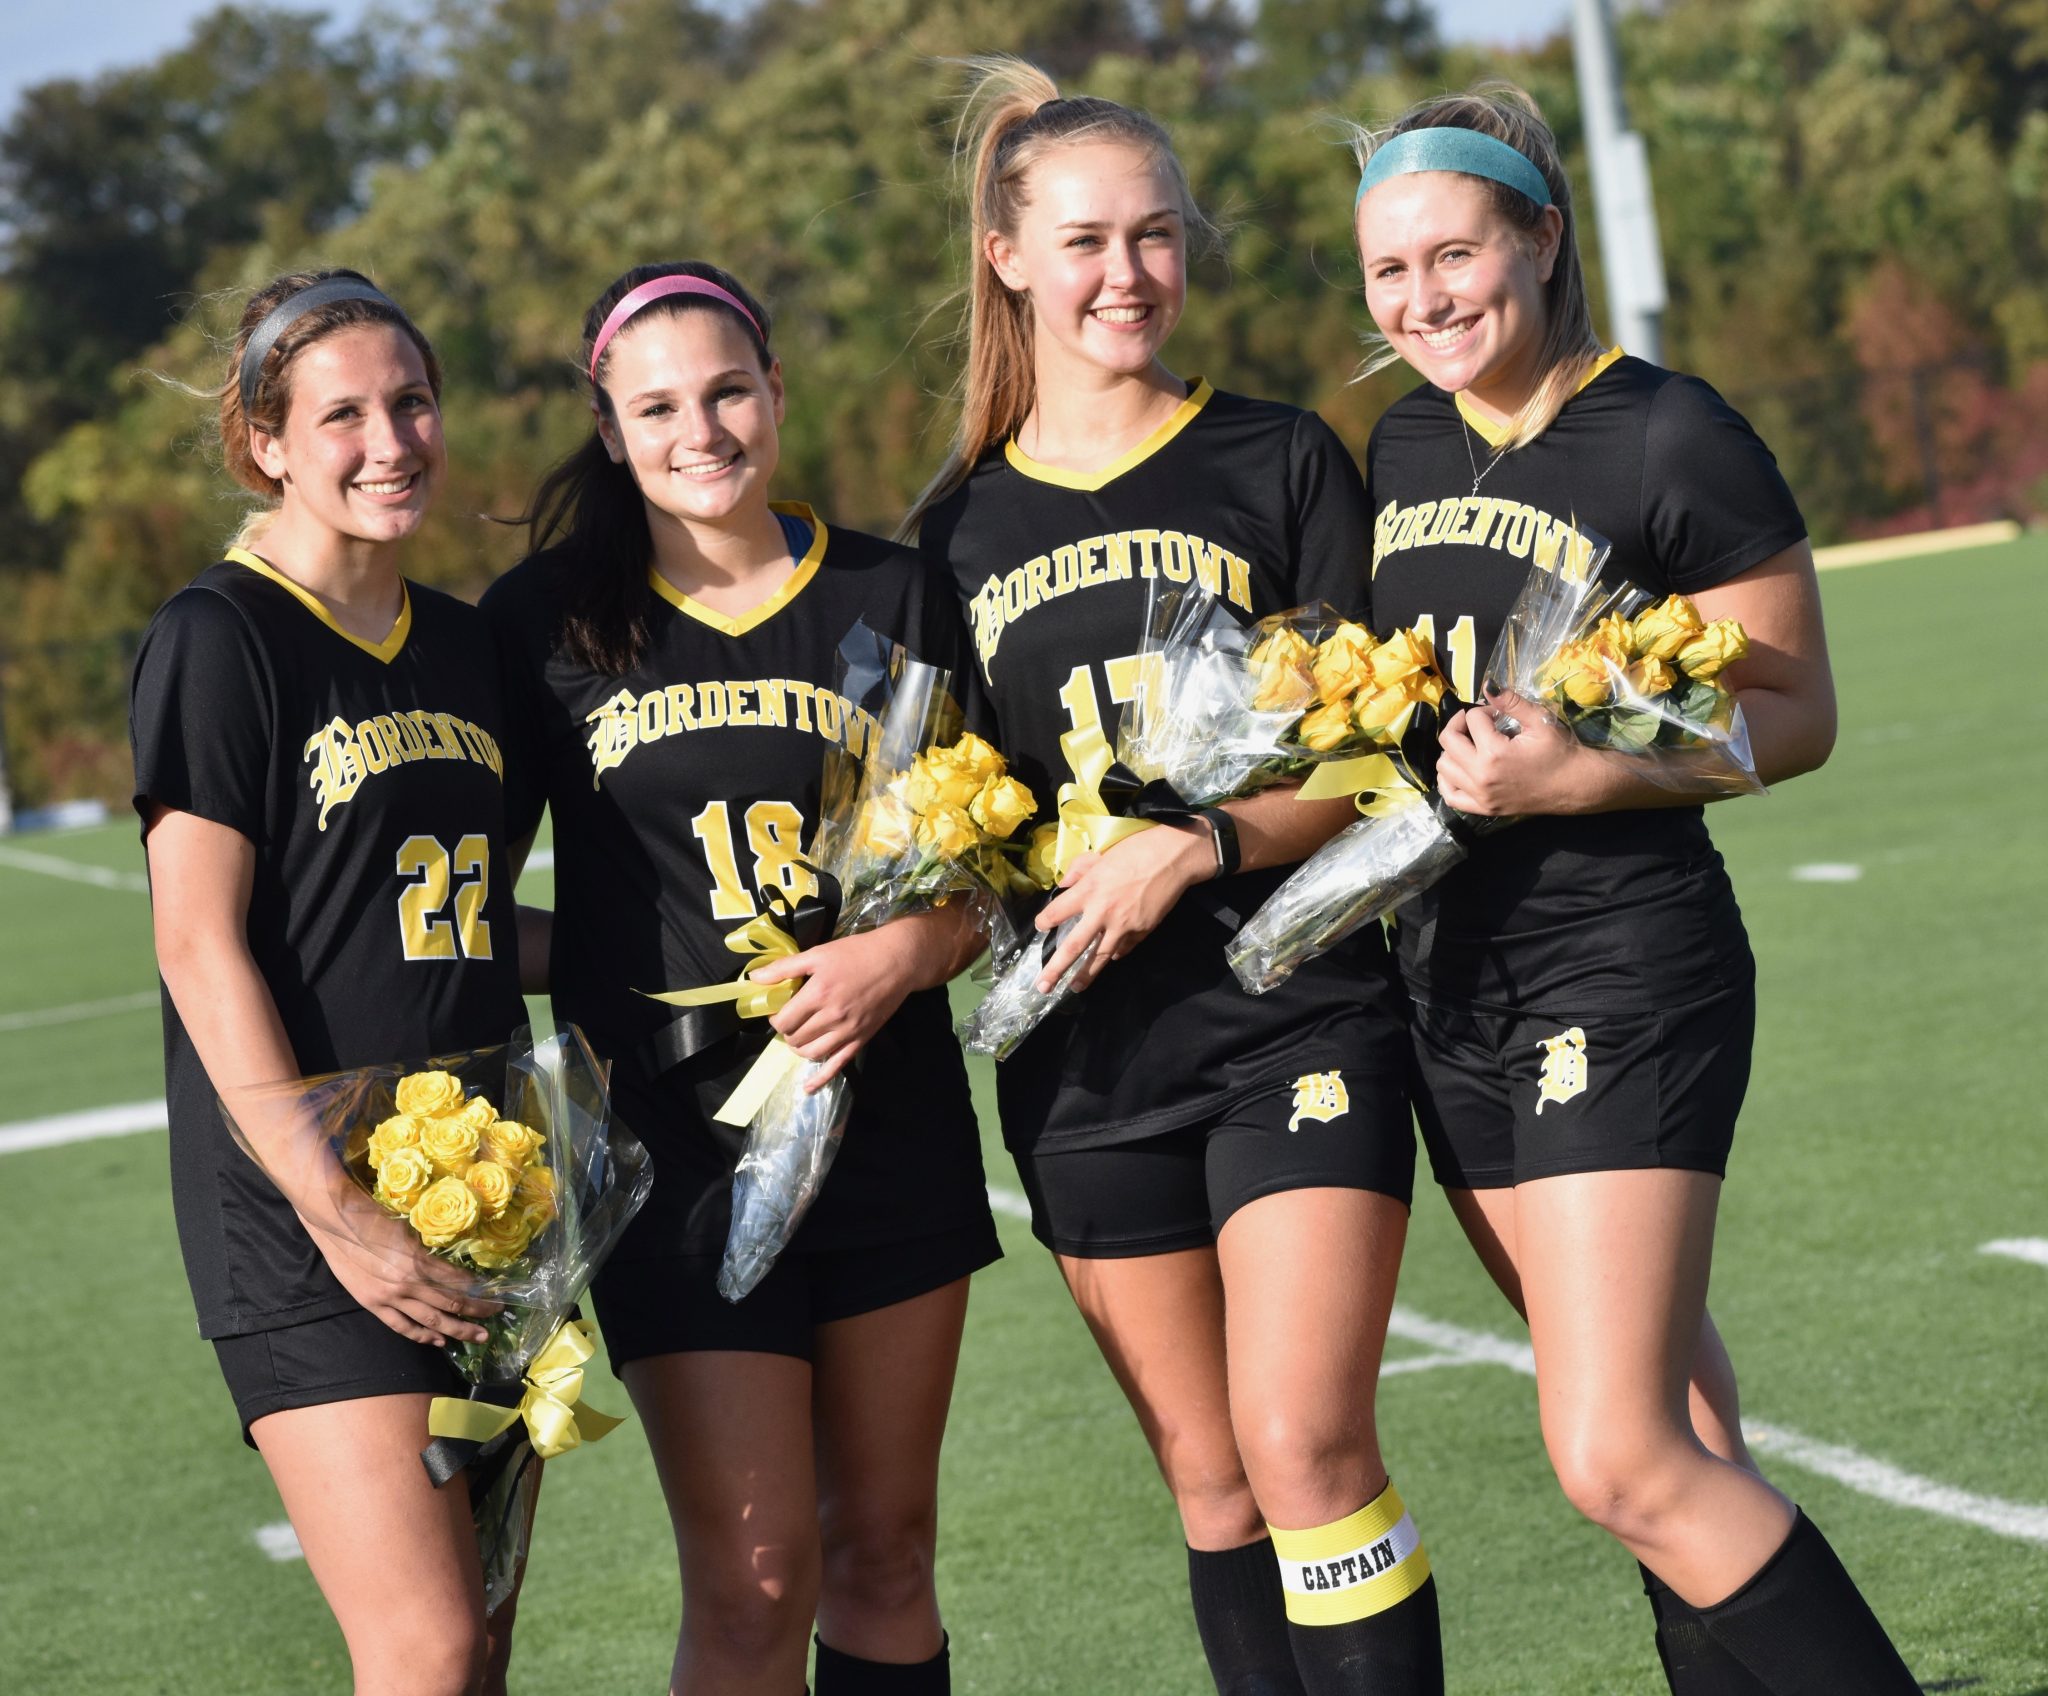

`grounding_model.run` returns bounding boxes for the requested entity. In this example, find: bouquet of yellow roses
[651,623,1034,1301]
[958,589,1446,1060]
[221,1023,651,1611]
[1227,544,1763,992]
